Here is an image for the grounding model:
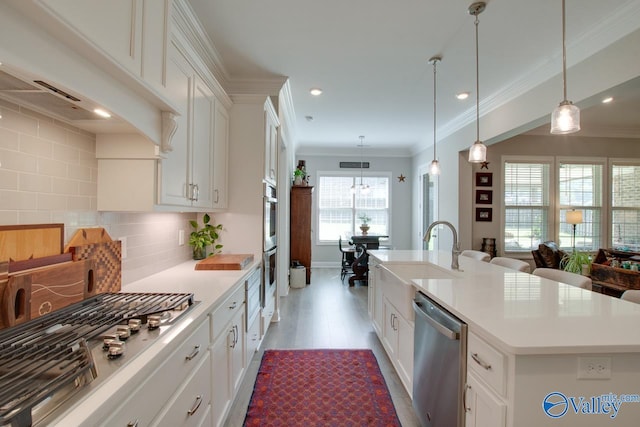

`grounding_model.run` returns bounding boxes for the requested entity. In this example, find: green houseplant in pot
[293,168,305,186]
[560,250,591,275]
[189,213,223,260]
